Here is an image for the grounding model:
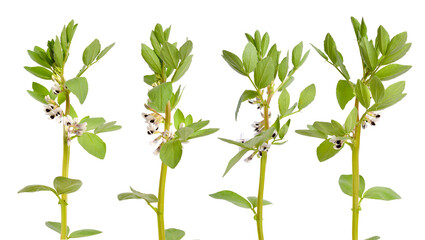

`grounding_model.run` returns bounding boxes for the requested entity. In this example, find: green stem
[157,101,171,240]
[256,90,270,240]
[352,99,361,240]
[60,92,71,240]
